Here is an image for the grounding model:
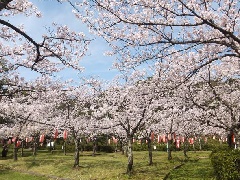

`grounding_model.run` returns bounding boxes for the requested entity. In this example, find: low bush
[98,145,115,153]
[210,148,240,180]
